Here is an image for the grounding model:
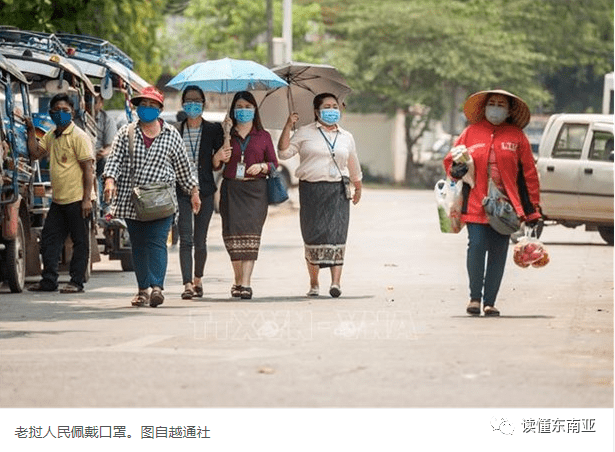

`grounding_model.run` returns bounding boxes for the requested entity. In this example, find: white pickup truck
[536,113,614,245]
